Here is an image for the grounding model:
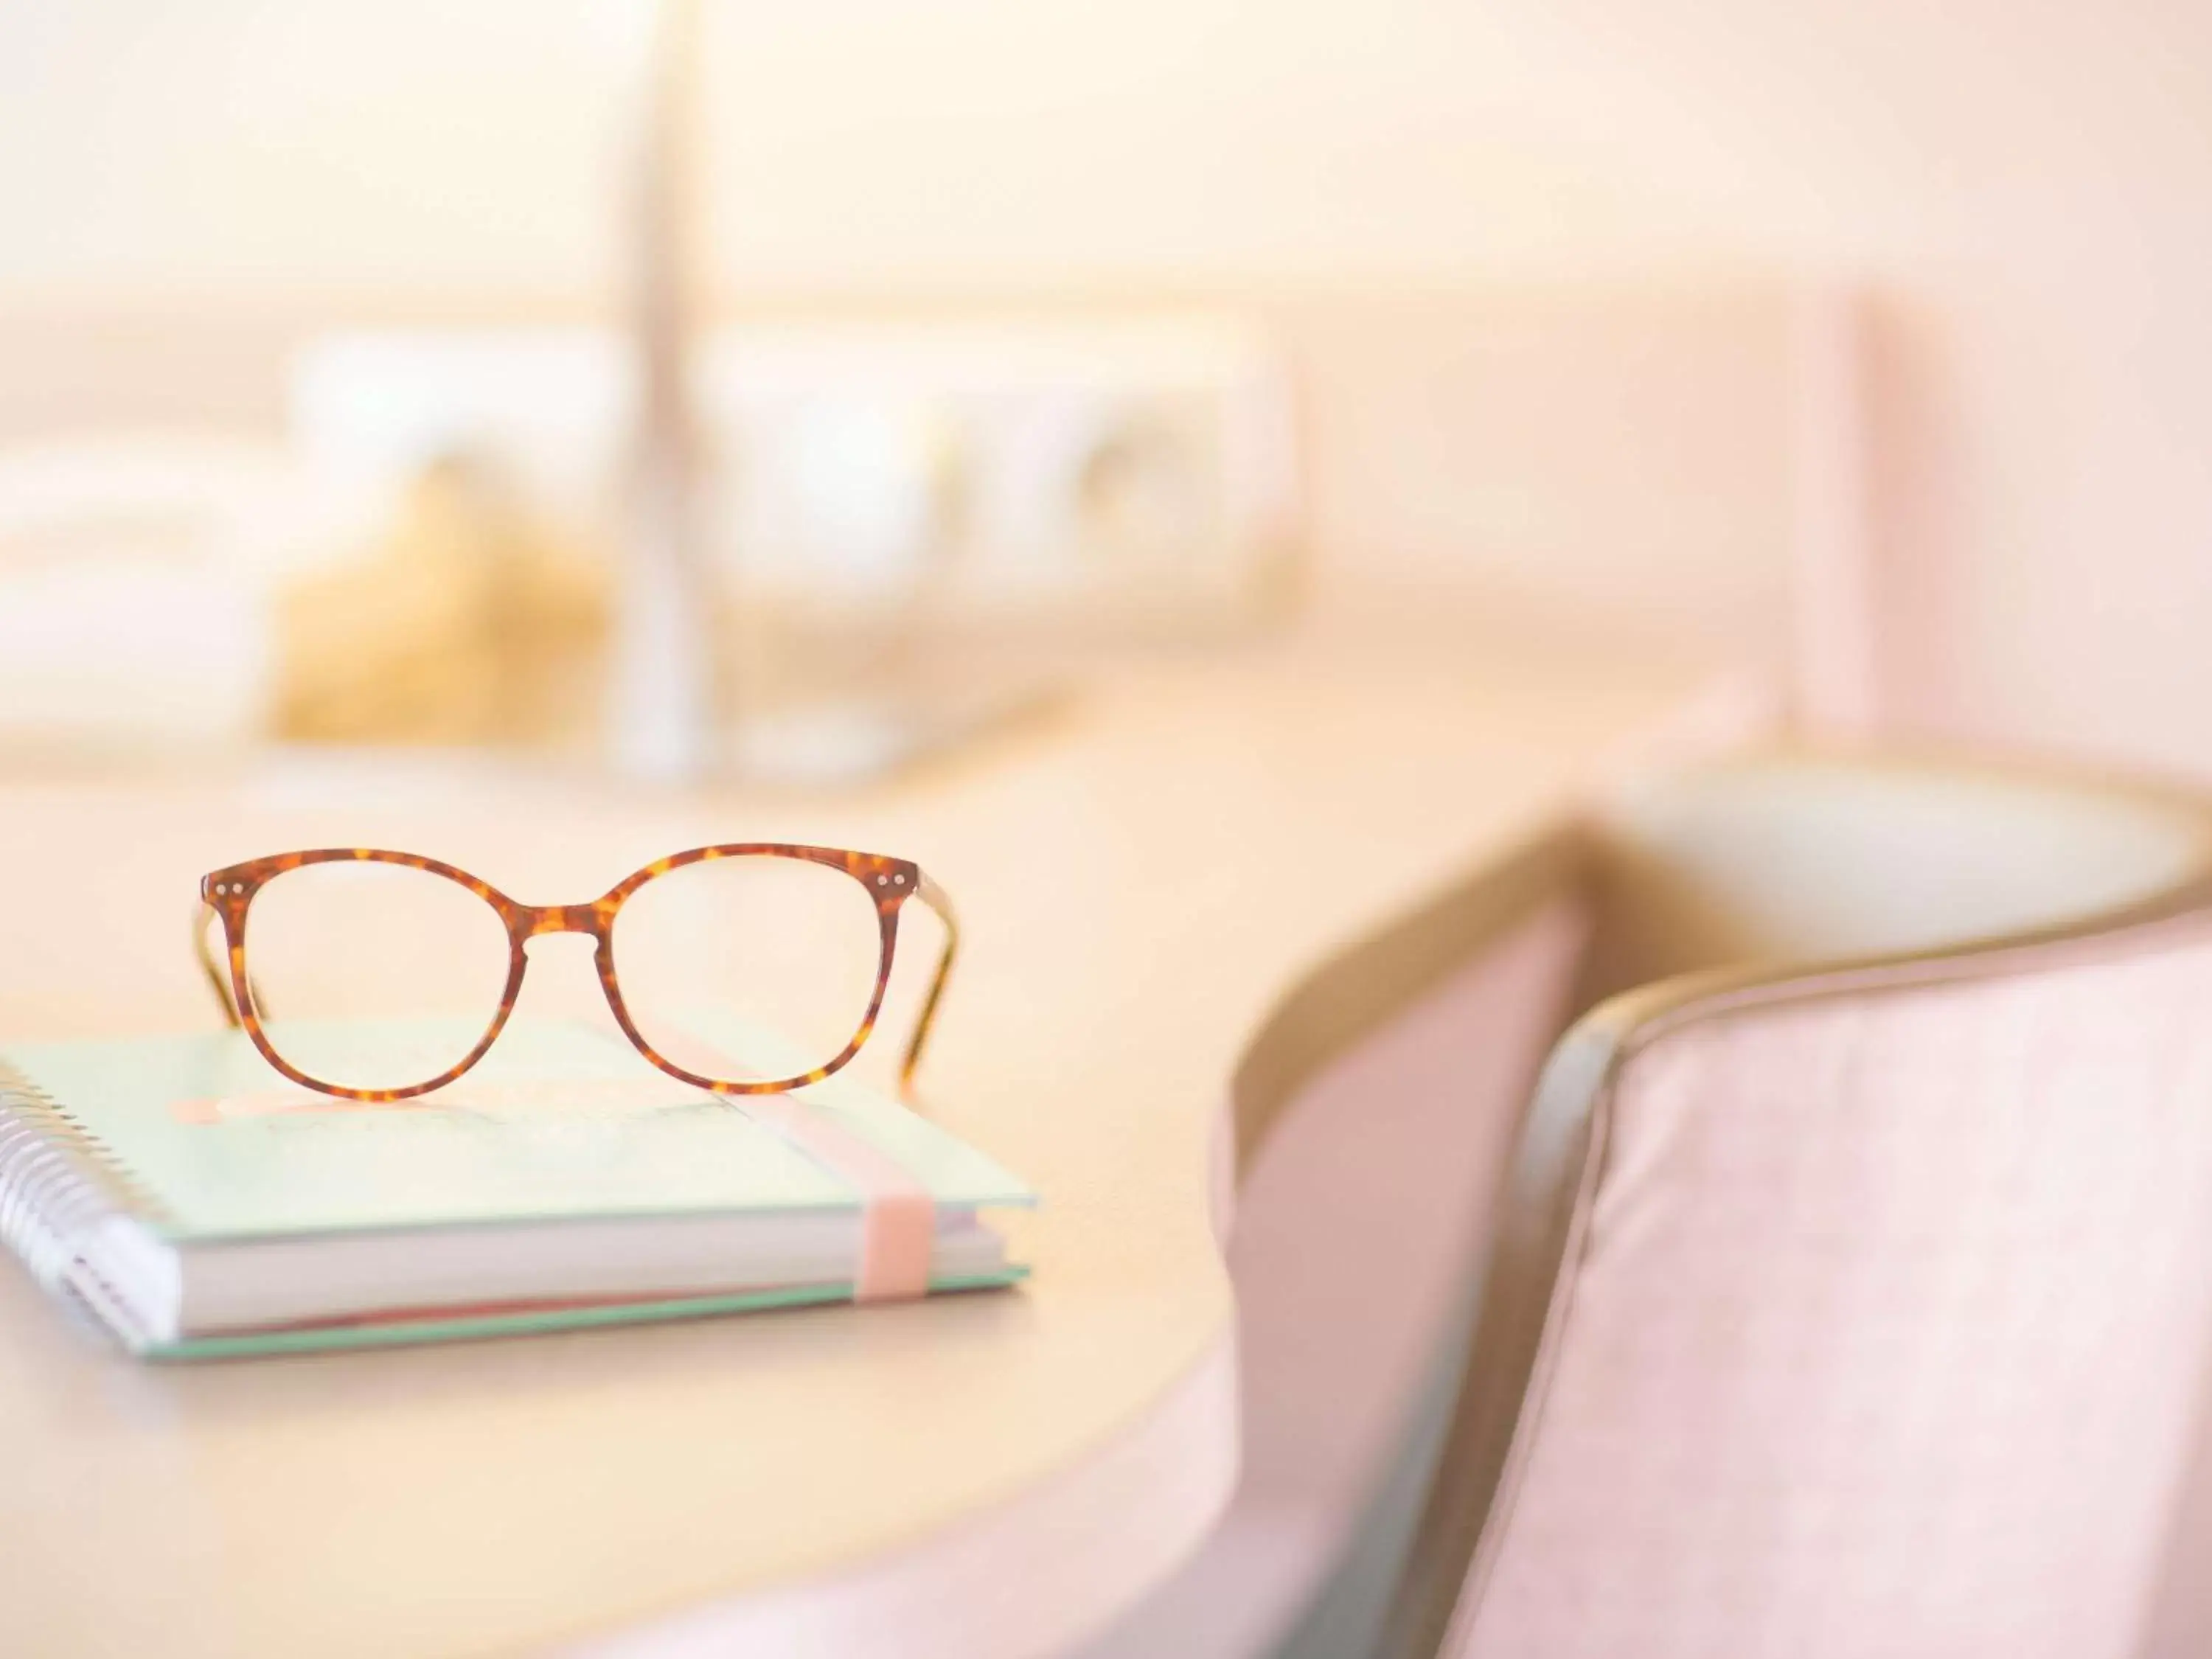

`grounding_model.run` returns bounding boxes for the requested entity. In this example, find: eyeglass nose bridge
[518,902,613,940]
